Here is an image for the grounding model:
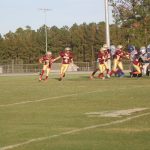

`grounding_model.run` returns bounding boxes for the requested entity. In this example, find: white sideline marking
[85,108,148,117]
[0,89,107,108]
[0,112,150,150]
